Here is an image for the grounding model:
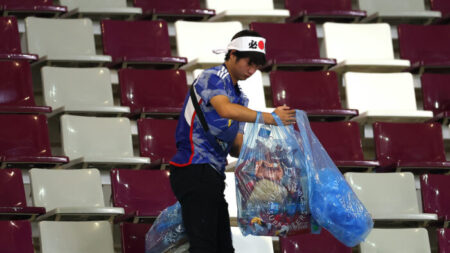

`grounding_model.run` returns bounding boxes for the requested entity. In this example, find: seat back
[270,71,342,110]
[25,17,96,58]
[358,0,428,14]
[279,229,352,253]
[0,114,53,157]
[205,0,275,12]
[224,172,237,218]
[361,228,431,253]
[30,169,105,210]
[373,122,446,165]
[250,22,321,60]
[133,0,201,12]
[284,0,354,13]
[0,169,27,207]
[42,67,115,109]
[60,115,134,159]
[238,70,266,110]
[0,61,37,106]
[398,24,450,64]
[39,221,114,253]
[420,174,450,220]
[175,21,243,62]
[421,73,450,115]
[310,121,365,161]
[323,22,394,62]
[344,172,421,215]
[137,119,178,164]
[120,223,153,253]
[0,220,34,253]
[430,0,450,15]
[344,72,417,113]
[111,169,177,216]
[60,0,128,10]
[101,20,171,61]
[0,16,22,54]
[0,0,54,7]
[438,228,450,253]
[118,69,187,114]
[231,227,274,253]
